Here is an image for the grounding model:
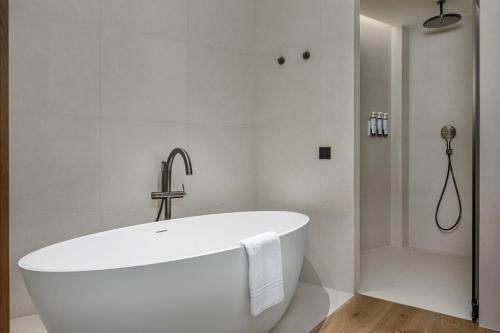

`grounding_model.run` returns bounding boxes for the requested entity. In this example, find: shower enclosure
[358,0,480,322]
